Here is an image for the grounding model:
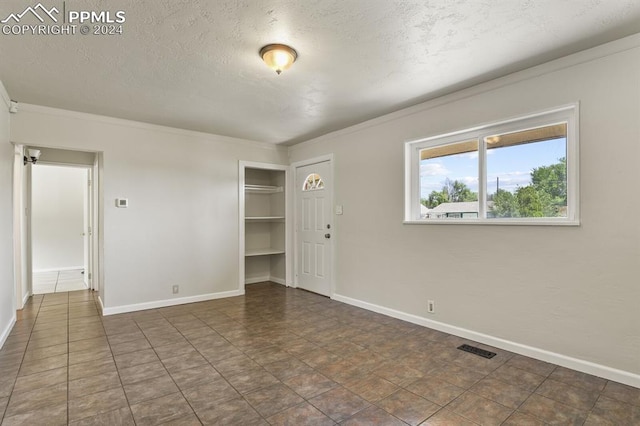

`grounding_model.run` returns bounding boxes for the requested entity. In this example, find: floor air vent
[457,344,497,359]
